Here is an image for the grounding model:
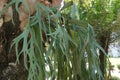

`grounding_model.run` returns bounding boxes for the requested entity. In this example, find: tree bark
[0,4,28,80]
[98,31,111,78]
